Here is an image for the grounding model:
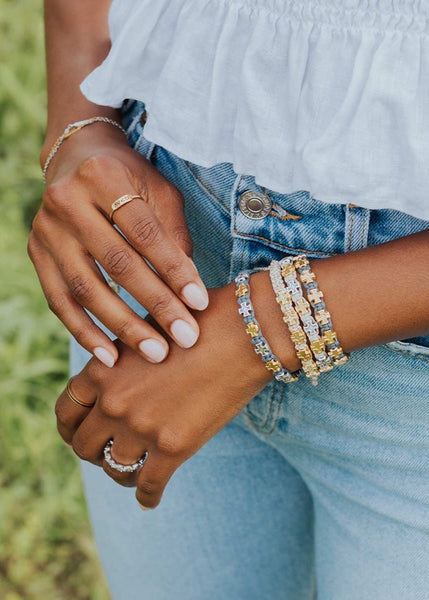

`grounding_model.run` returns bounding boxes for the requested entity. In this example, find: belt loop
[344,203,371,252]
